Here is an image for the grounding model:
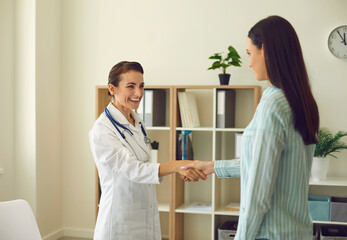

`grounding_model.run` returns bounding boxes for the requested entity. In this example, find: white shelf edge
[175,127,246,132]
[214,210,240,216]
[313,220,347,226]
[309,177,347,186]
[175,203,213,215]
[175,209,213,215]
[215,203,240,216]
[158,203,170,212]
[176,127,214,131]
[215,128,245,132]
[146,126,170,131]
